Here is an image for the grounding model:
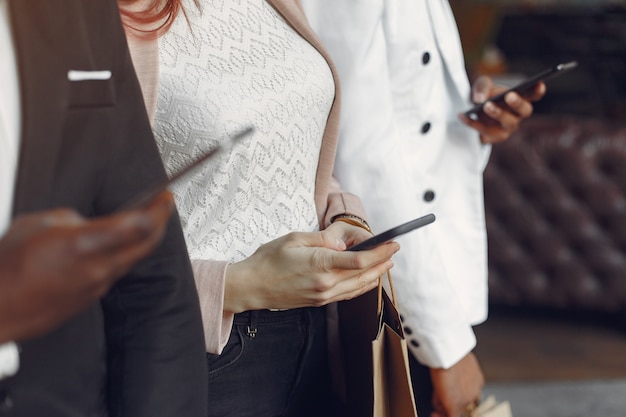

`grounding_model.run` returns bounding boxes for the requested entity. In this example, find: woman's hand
[223,221,399,313]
